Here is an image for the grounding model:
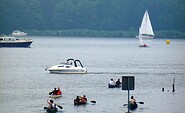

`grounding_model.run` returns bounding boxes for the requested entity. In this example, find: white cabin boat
[0,36,32,47]
[46,58,87,74]
[11,30,27,36]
